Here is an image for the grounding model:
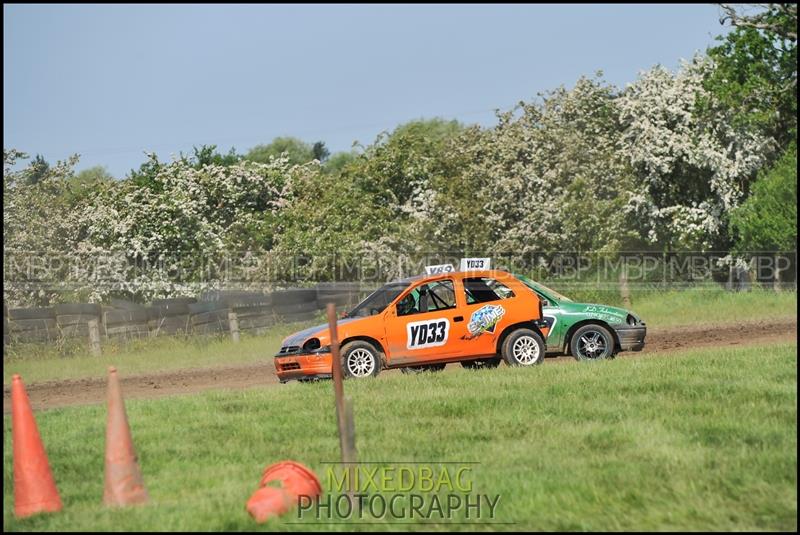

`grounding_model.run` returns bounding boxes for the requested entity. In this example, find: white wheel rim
[347,348,375,377]
[512,335,540,365]
[577,330,608,359]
